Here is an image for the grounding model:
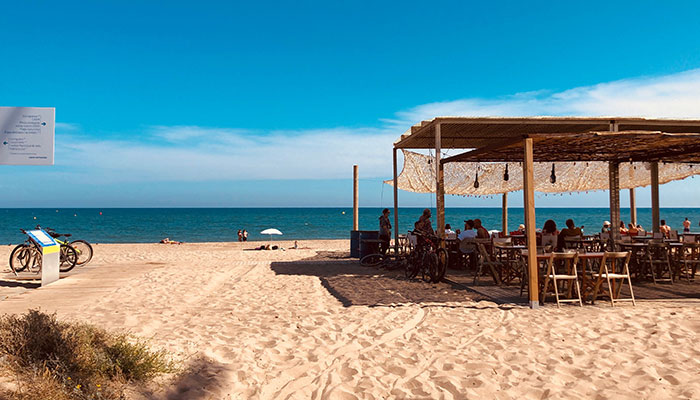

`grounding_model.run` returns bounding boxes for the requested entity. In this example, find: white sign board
[0,107,55,165]
[26,229,60,286]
